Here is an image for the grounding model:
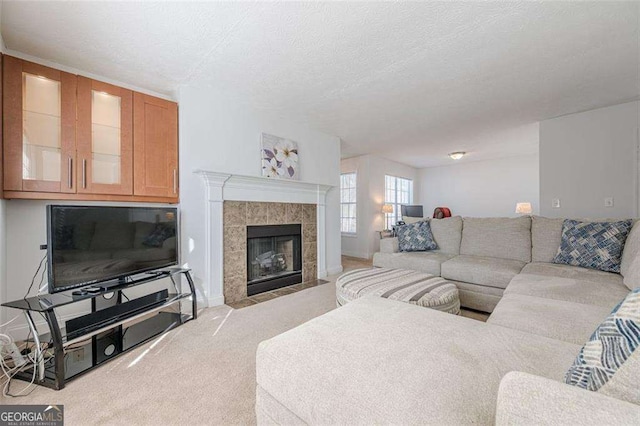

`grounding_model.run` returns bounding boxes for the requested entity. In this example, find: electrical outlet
[72,348,85,362]
[552,198,561,208]
[604,197,614,208]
